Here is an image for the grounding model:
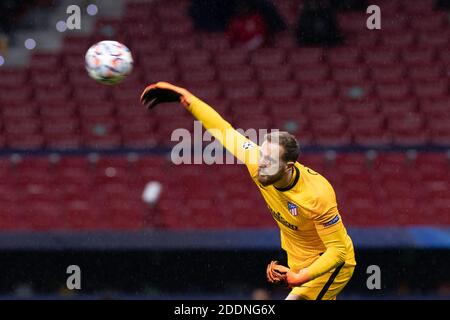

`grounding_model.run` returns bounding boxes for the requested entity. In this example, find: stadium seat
[288,48,324,66]
[250,48,285,66]
[413,80,449,99]
[301,81,336,99]
[332,66,369,84]
[376,82,410,100]
[293,65,330,84]
[371,64,406,83]
[327,47,361,67]
[260,81,299,99]
[402,48,436,66]
[218,66,254,82]
[255,65,292,82]
[223,81,259,100]
[216,50,249,67]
